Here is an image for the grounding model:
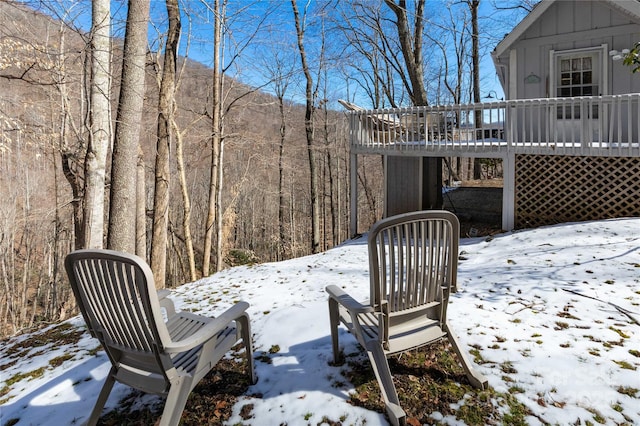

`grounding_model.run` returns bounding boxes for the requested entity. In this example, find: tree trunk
[384,0,428,106]
[278,94,287,260]
[215,122,224,271]
[385,0,442,208]
[203,0,222,275]
[173,118,197,281]
[151,0,180,288]
[291,0,320,254]
[108,0,150,253]
[470,0,482,180]
[323,104,338,246]
[136,151,146,258]
[83,0,111,249]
